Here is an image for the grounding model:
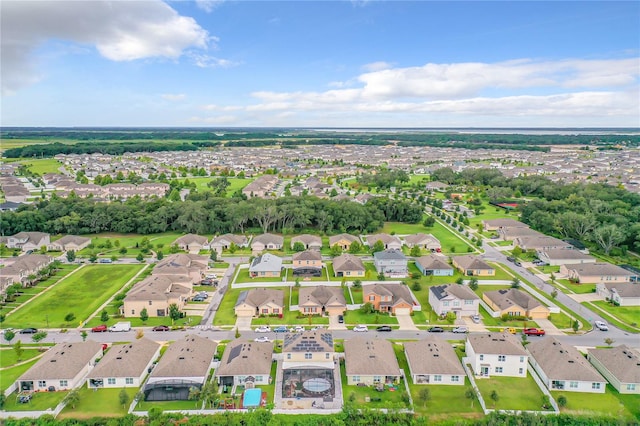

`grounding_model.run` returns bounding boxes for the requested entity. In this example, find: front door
[481,366,489,377]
